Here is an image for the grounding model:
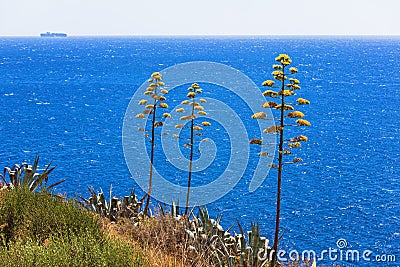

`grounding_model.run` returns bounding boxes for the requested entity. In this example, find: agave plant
[0,155,65,192]
[181,206,270,267]
[251,54,311,266]
[78,185,144,223]
[135,71,170,216]
[174,83,211,214]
